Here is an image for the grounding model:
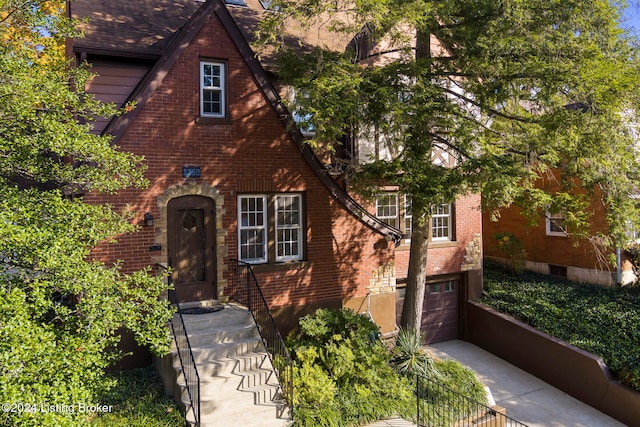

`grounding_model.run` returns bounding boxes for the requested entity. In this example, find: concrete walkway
[428,340,625,427]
